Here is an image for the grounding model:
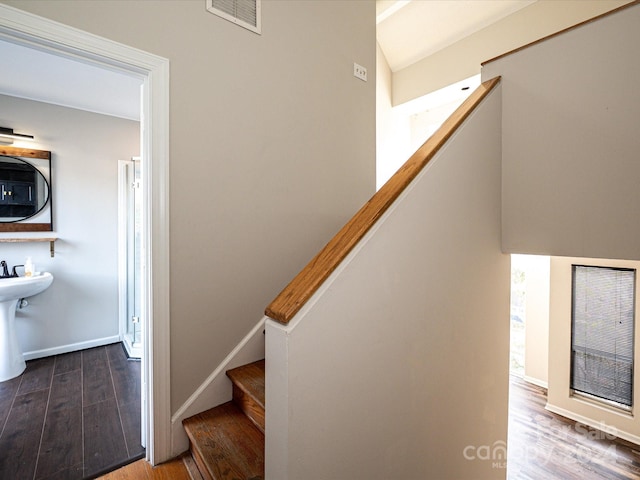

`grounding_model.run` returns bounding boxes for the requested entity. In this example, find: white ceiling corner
[377,0,537,72]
